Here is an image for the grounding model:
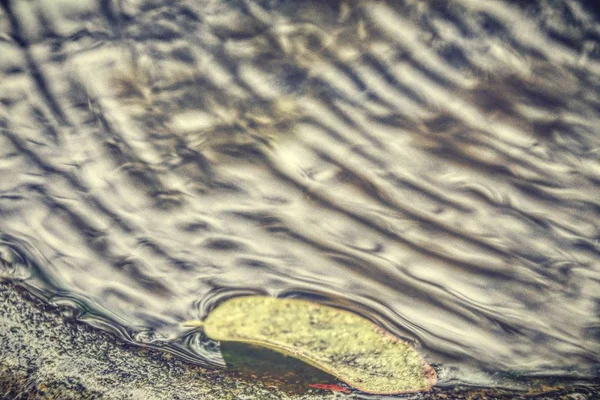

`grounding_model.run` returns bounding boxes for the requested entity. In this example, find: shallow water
[0,0,599,390]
